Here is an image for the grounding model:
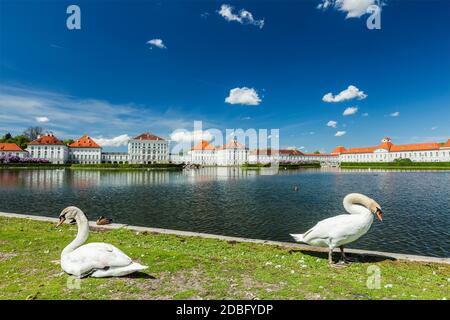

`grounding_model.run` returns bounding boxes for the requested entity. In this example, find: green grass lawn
[0,217,448,300]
